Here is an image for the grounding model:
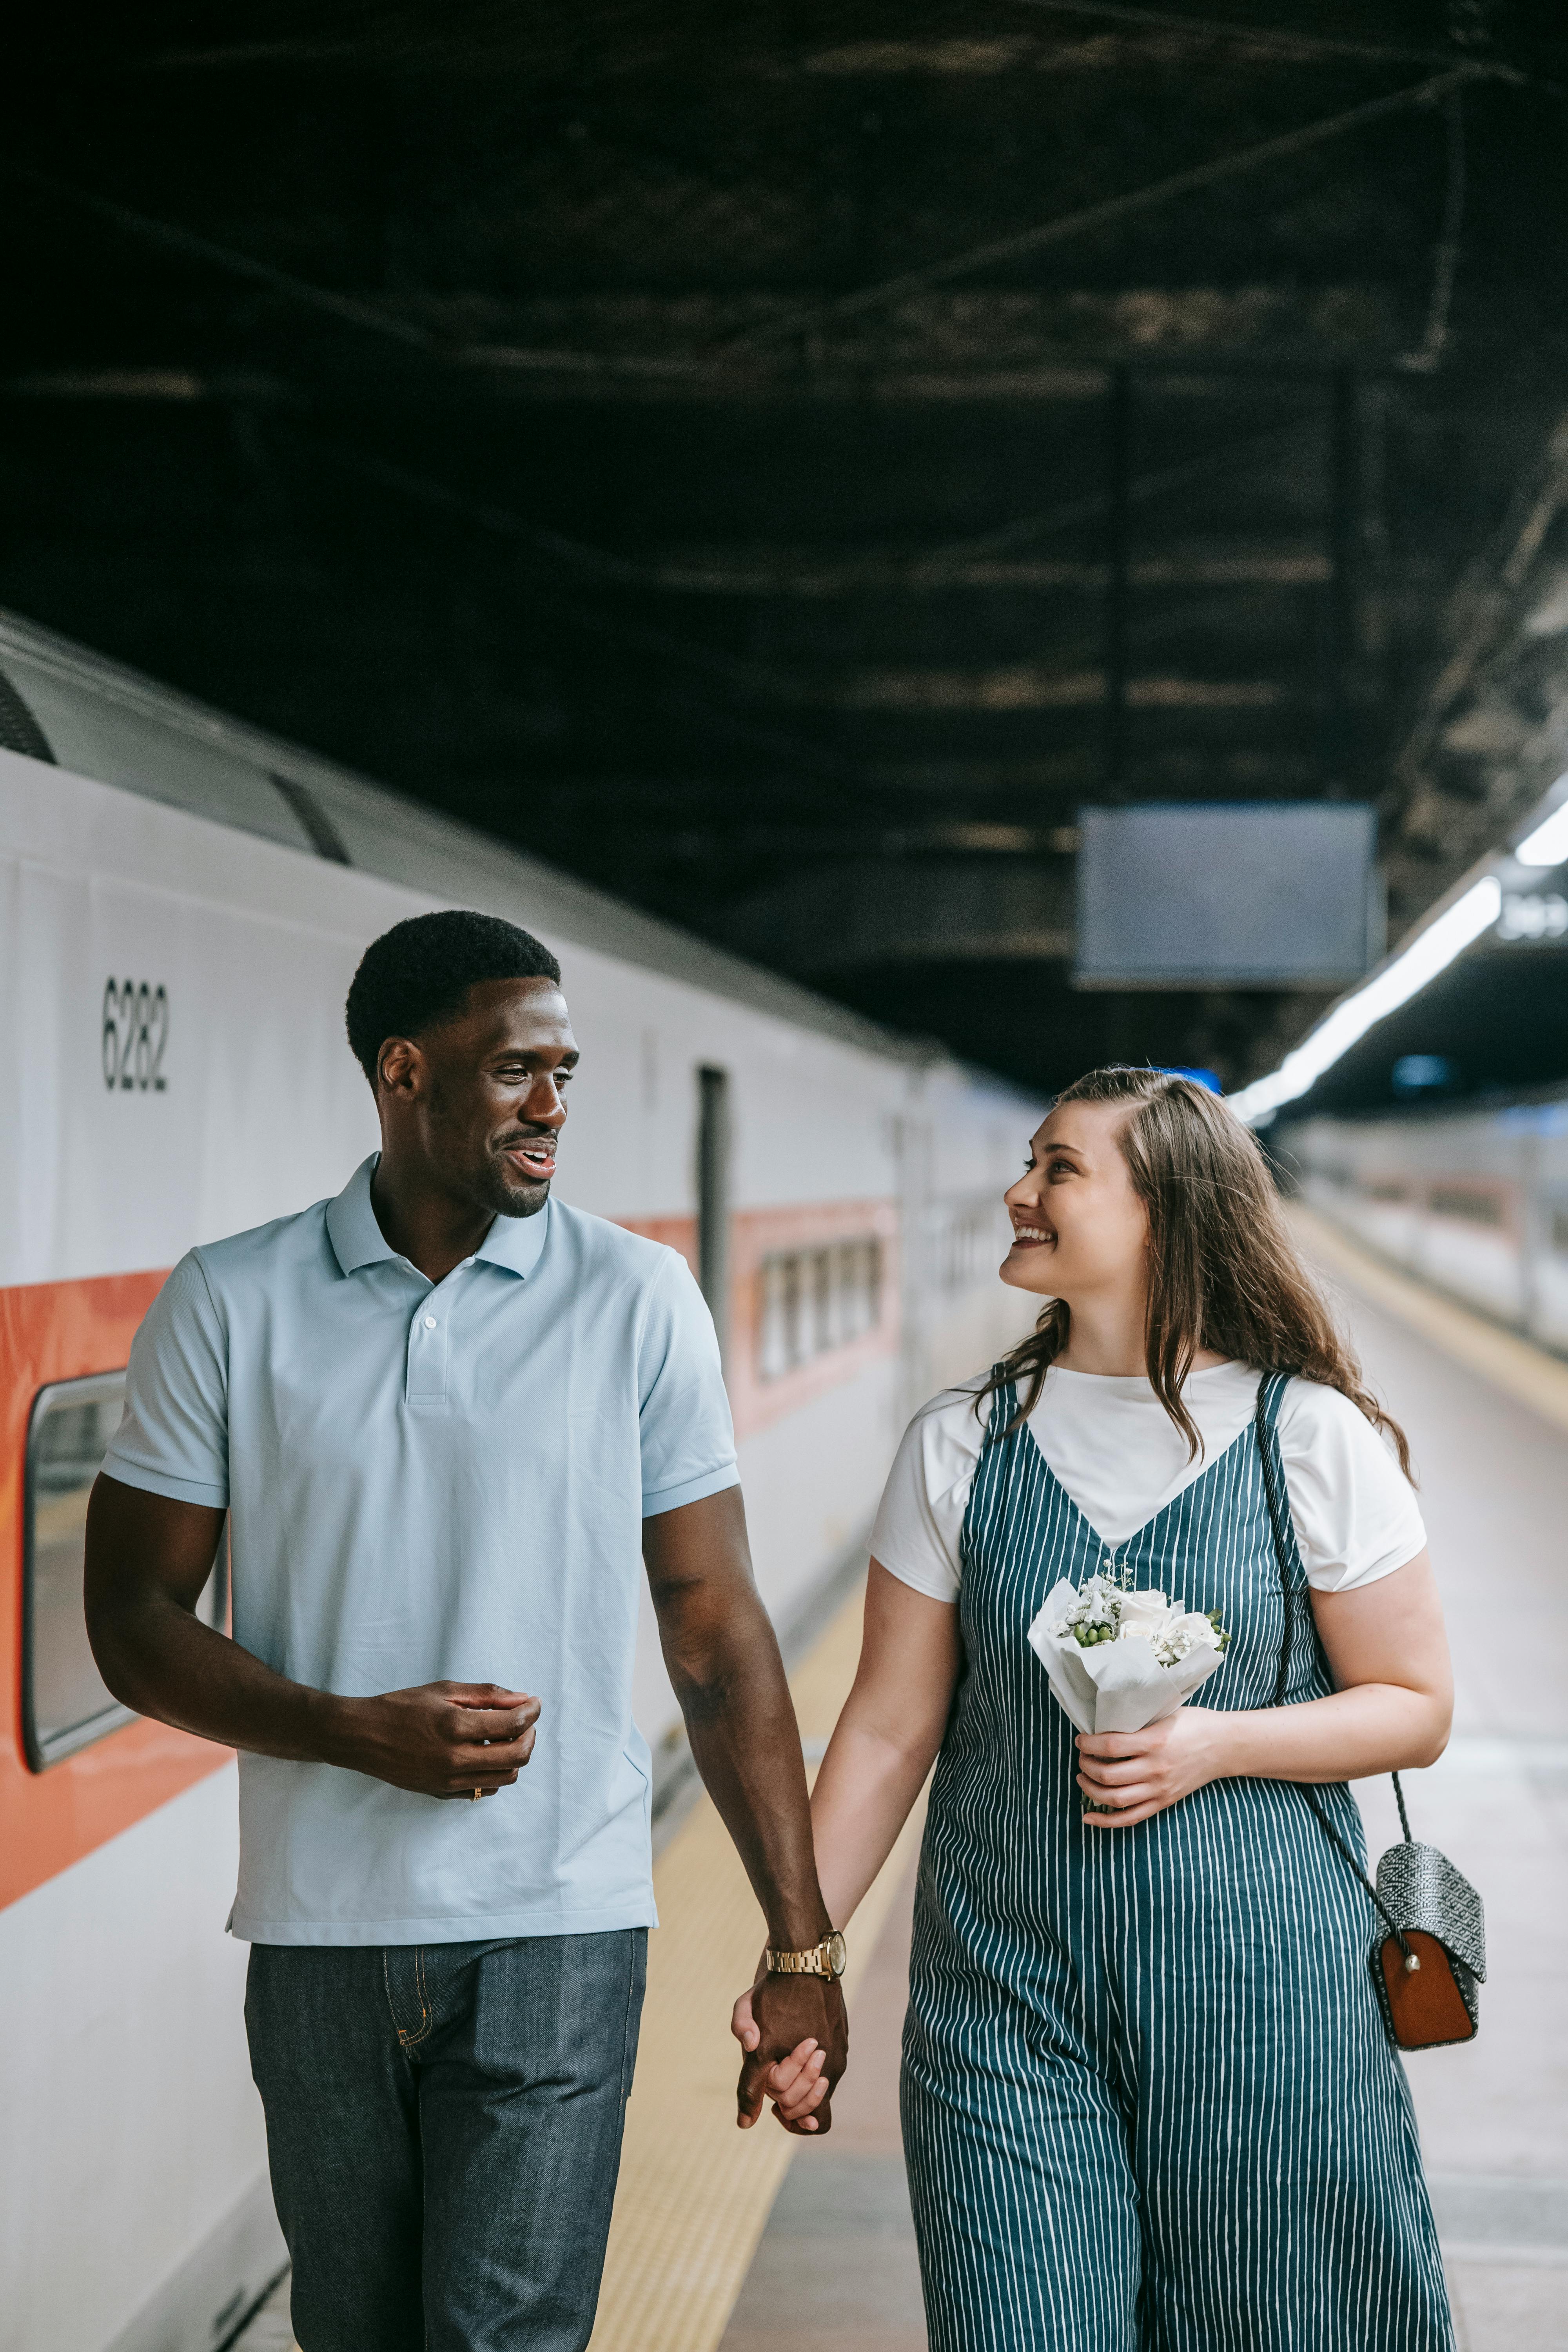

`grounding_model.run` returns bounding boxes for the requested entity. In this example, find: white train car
[0,609,1039,2352]
[1284,1096,1568,1350]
